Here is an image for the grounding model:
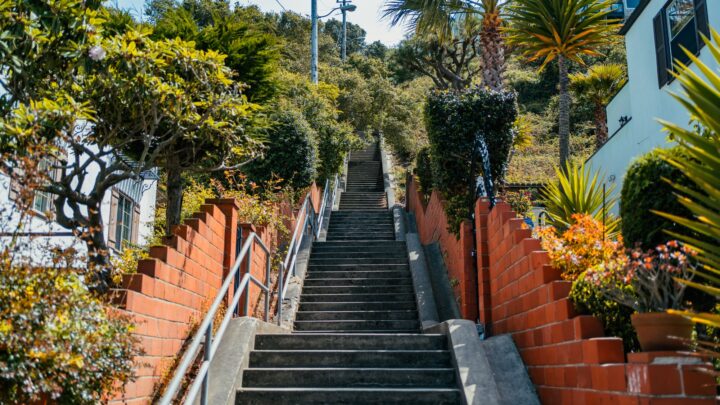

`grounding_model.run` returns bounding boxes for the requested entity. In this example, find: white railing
[158,175,339,405]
